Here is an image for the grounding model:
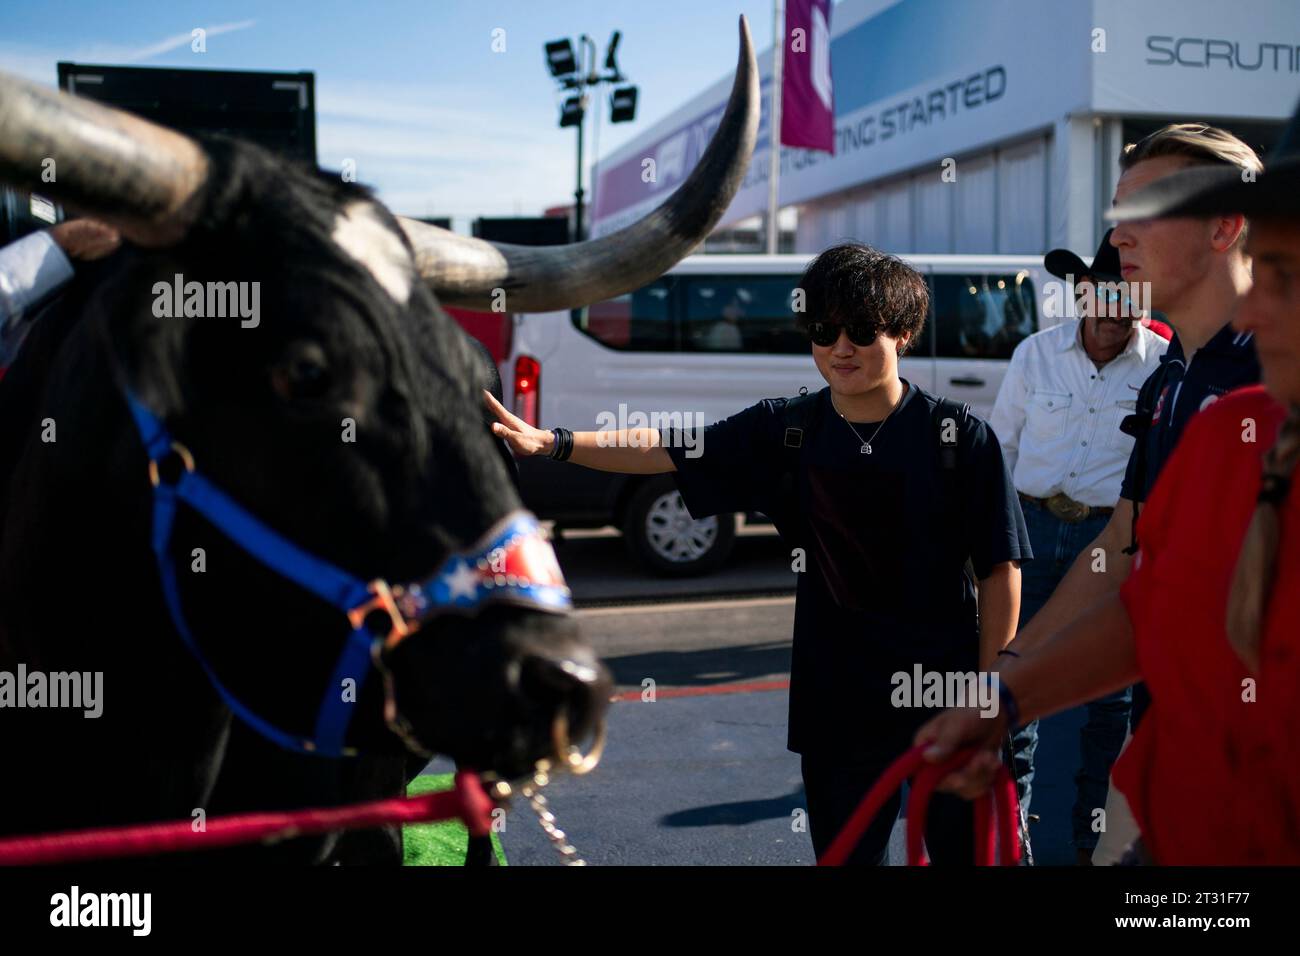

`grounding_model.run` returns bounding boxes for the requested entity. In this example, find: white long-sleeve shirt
[0,230,74,368]
[989,319,1168,507]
